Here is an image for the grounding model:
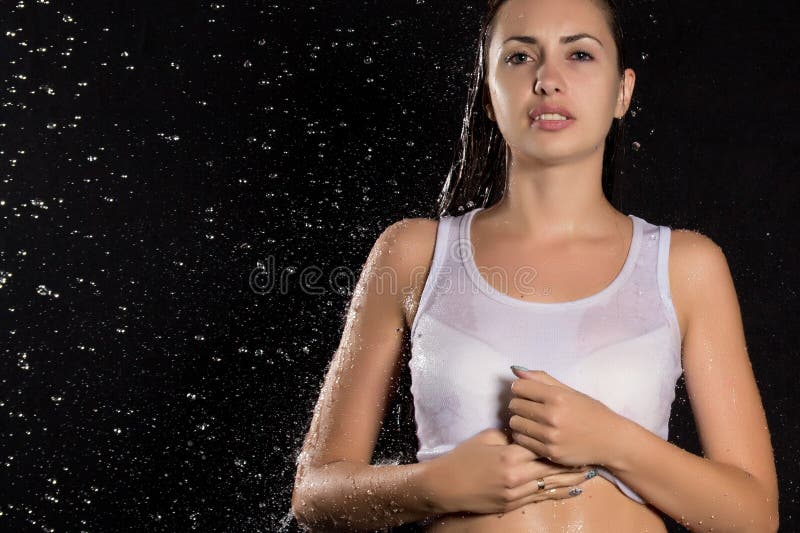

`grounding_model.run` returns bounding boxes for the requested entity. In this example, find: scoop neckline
[460,207,642,309]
